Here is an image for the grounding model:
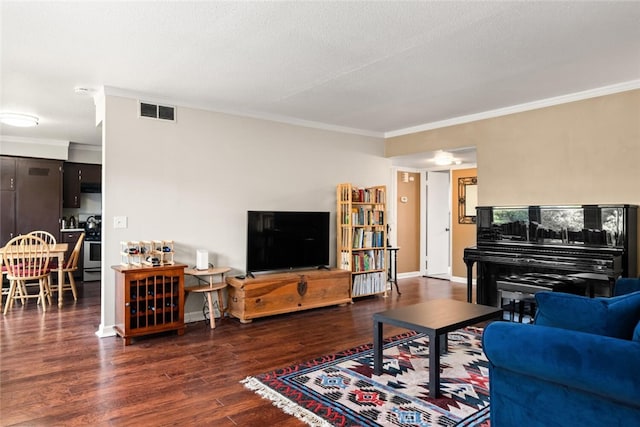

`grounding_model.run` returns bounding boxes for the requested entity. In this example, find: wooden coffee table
[373,299,502,398]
